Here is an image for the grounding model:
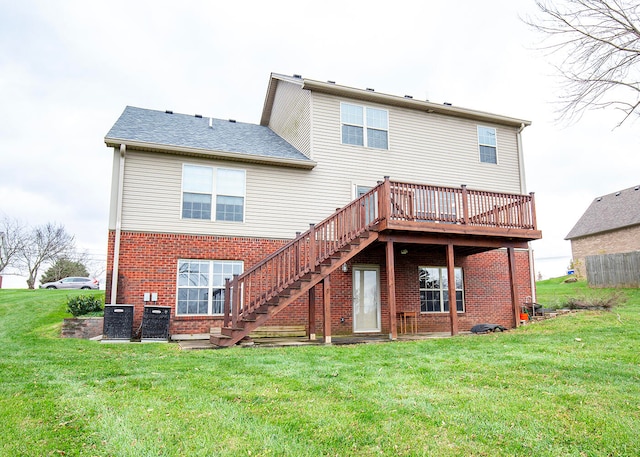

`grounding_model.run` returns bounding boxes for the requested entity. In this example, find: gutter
[302,78,532,128]
[103,139,316,170]
[110,144,126,305]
